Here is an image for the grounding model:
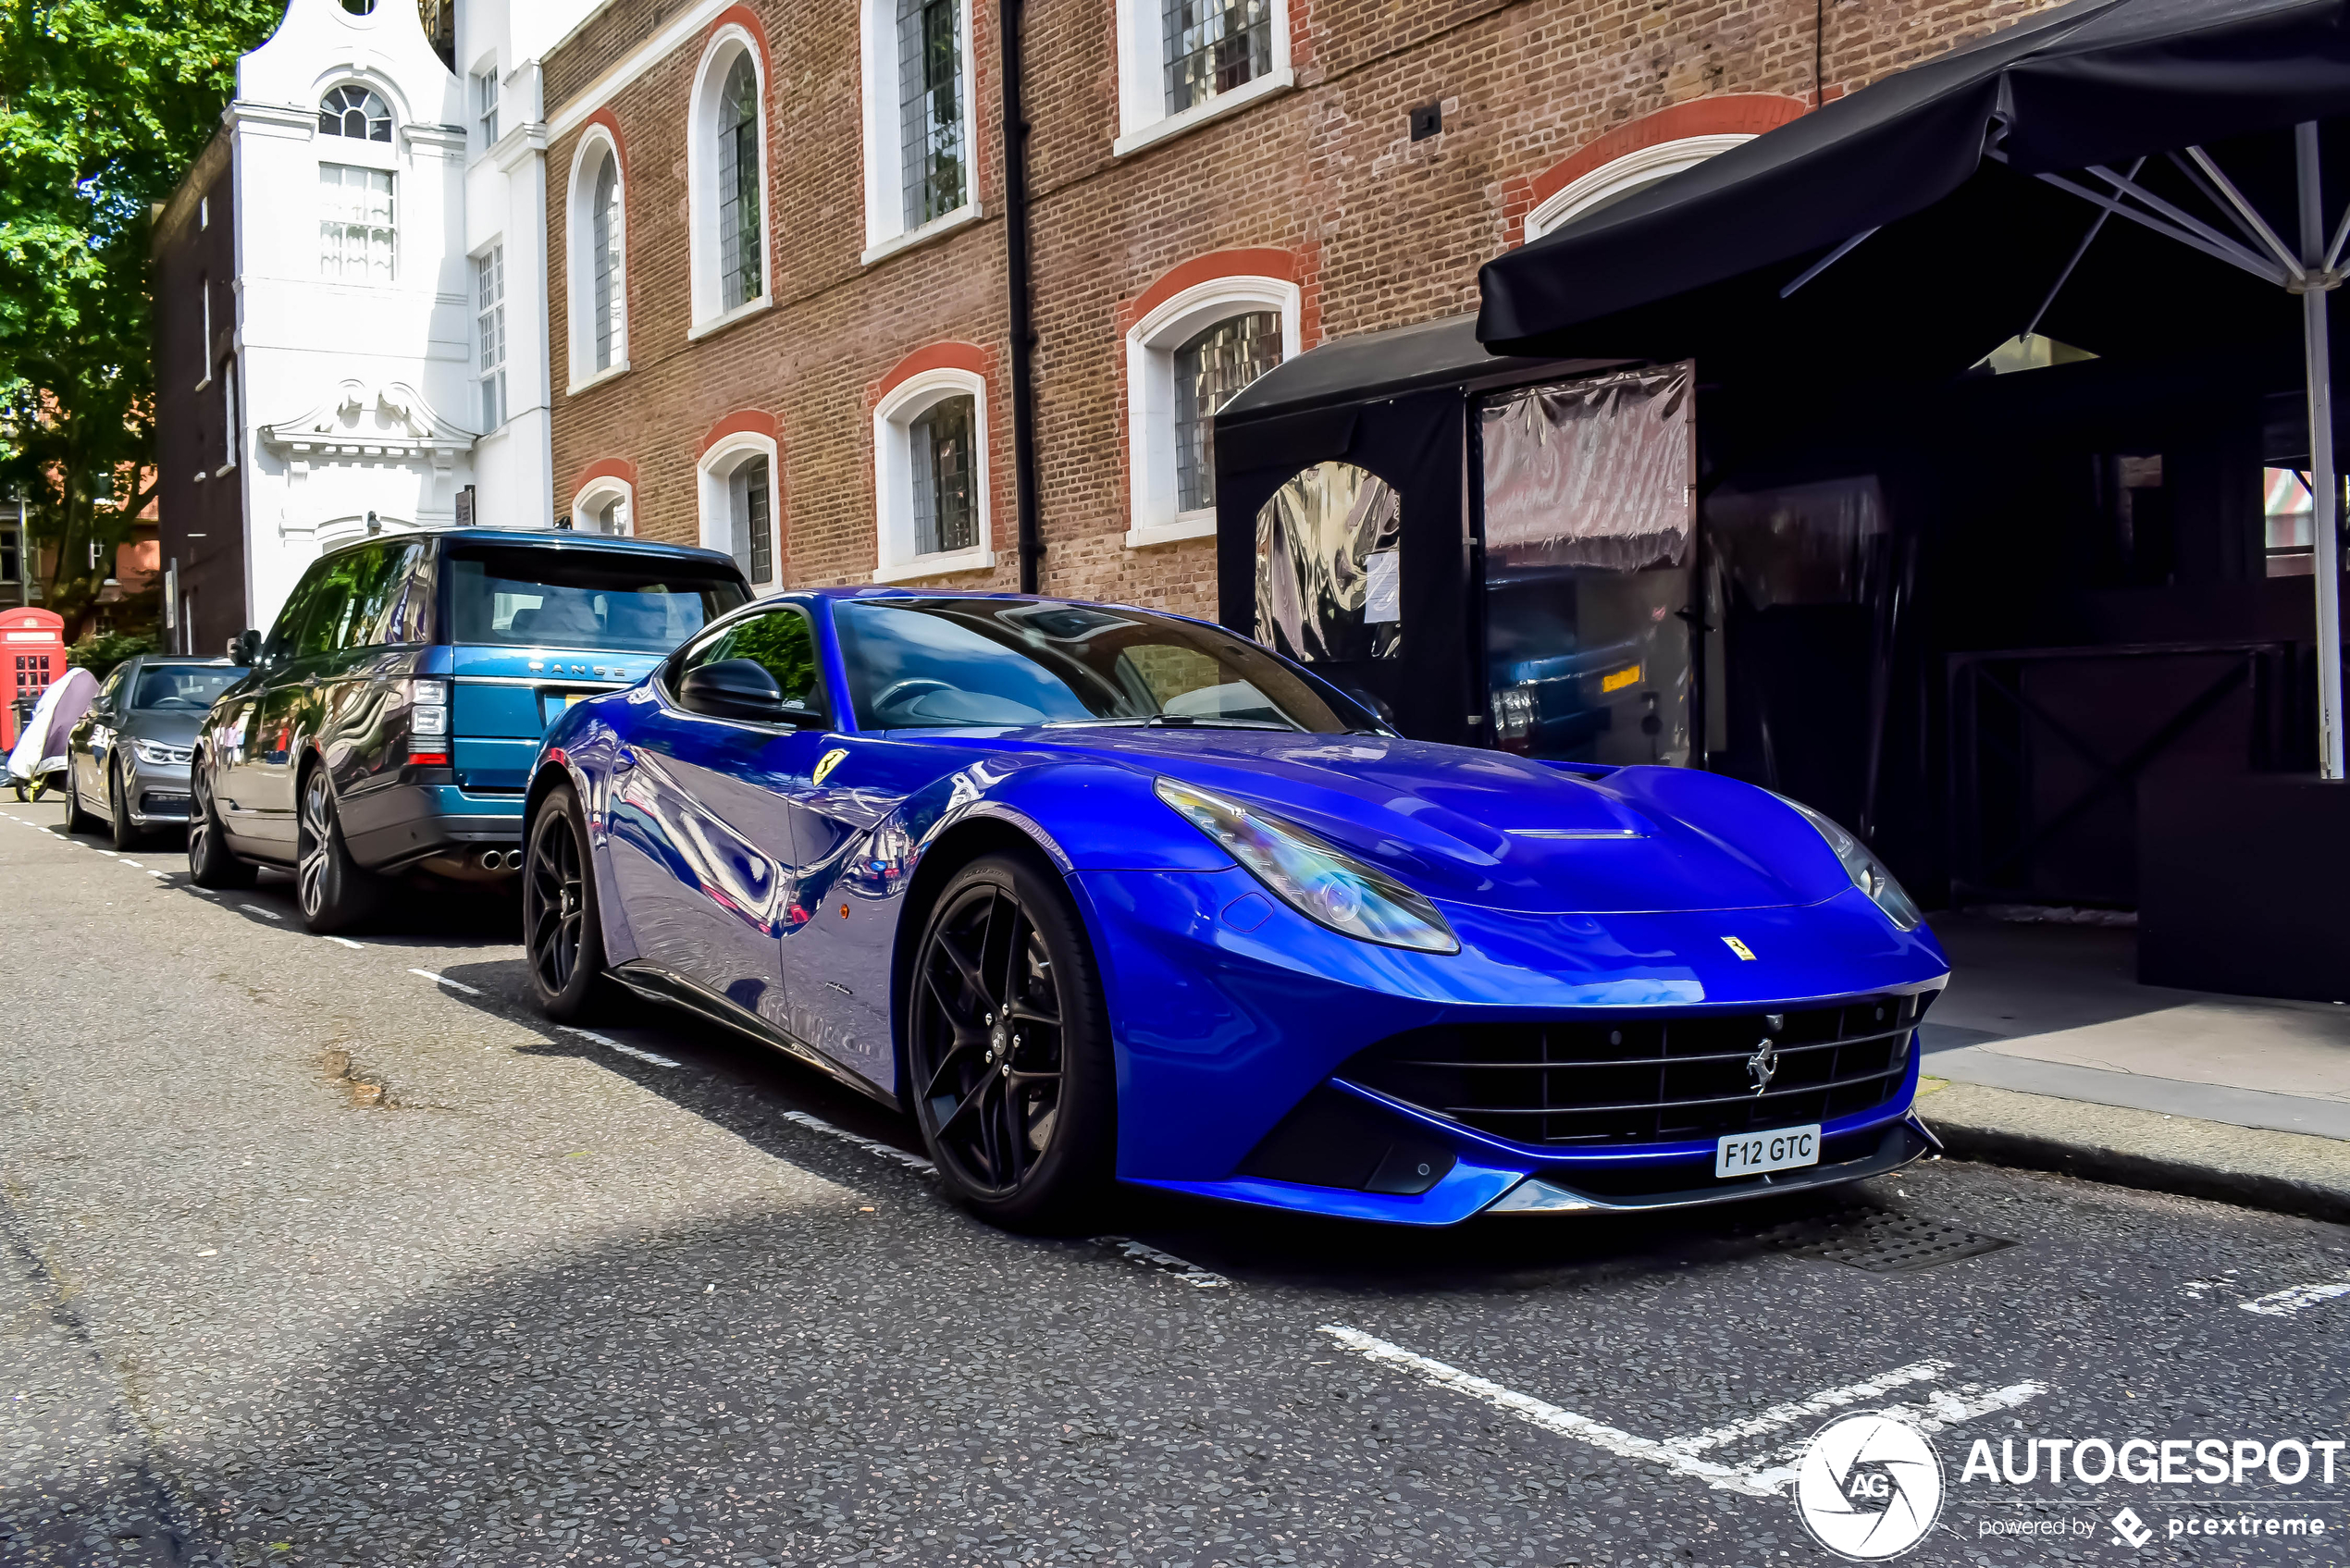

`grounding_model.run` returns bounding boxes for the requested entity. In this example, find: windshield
[447,547,748,654]
[131,665,241,711]
[832,597,1364,732]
